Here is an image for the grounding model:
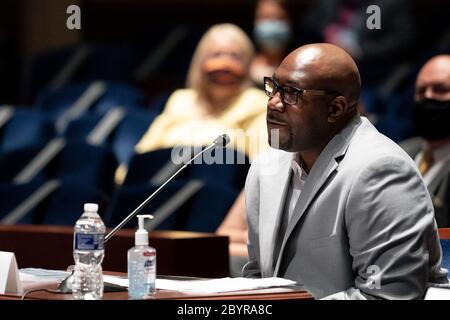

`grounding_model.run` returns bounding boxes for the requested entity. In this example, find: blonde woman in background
[116,23,268,183]
[134,23,268,159]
